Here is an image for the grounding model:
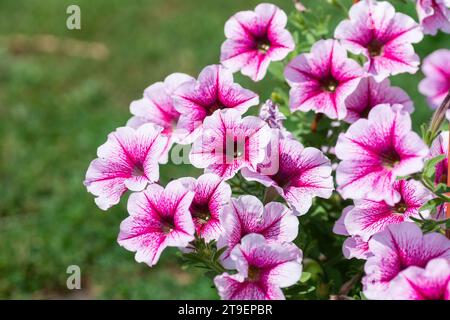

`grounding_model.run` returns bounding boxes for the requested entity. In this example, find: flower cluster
[86,0,450,300]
